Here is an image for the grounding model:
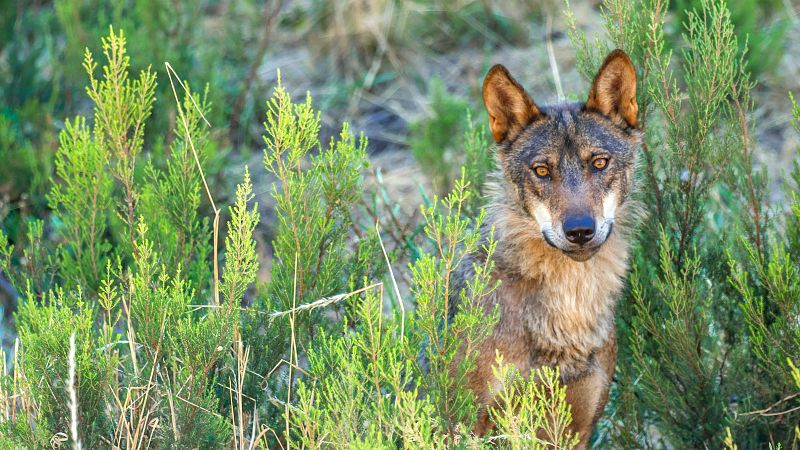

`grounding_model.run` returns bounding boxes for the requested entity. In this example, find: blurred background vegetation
[2,0,796,246]
[1,0,800,447]
[1,0,796,257]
